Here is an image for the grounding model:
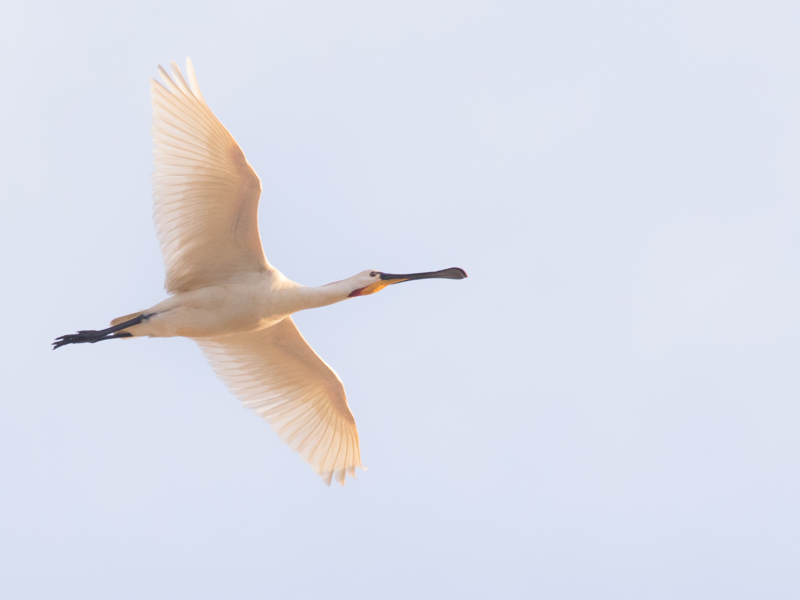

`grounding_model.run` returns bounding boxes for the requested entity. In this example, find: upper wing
[197,317,363,485]
[151,58,268,294]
